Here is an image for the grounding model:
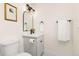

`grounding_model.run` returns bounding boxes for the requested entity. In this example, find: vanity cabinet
[23,34,44,56]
